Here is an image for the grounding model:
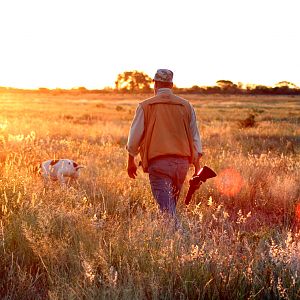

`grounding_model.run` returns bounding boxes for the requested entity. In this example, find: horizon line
[1,80,299,91]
